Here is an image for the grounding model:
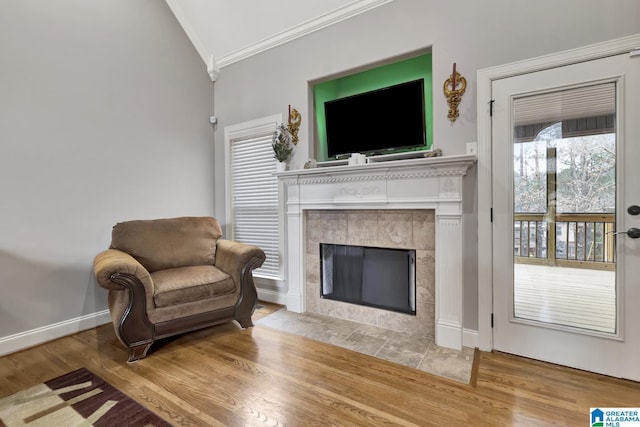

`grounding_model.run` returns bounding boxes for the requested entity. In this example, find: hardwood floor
[1,303,638,426]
